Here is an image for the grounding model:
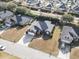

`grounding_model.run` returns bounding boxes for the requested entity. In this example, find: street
[0,39,59,59]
